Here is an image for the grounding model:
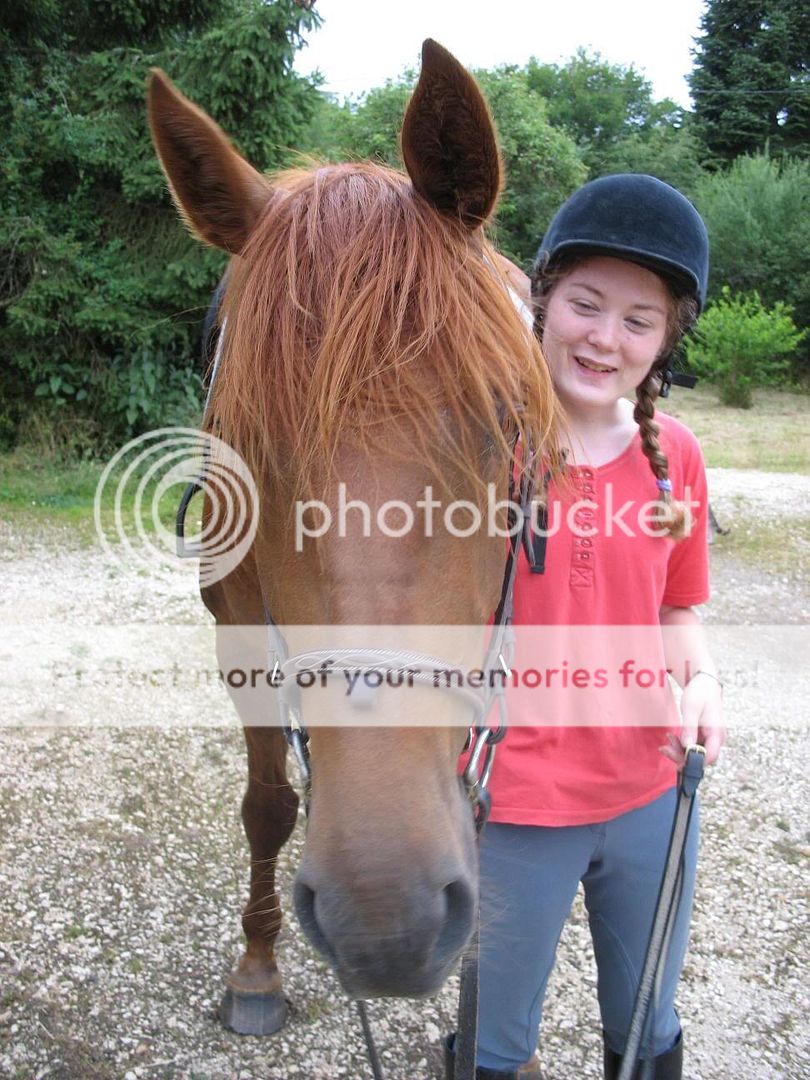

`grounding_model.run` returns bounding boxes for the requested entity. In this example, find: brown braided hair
[531,251,699,539]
